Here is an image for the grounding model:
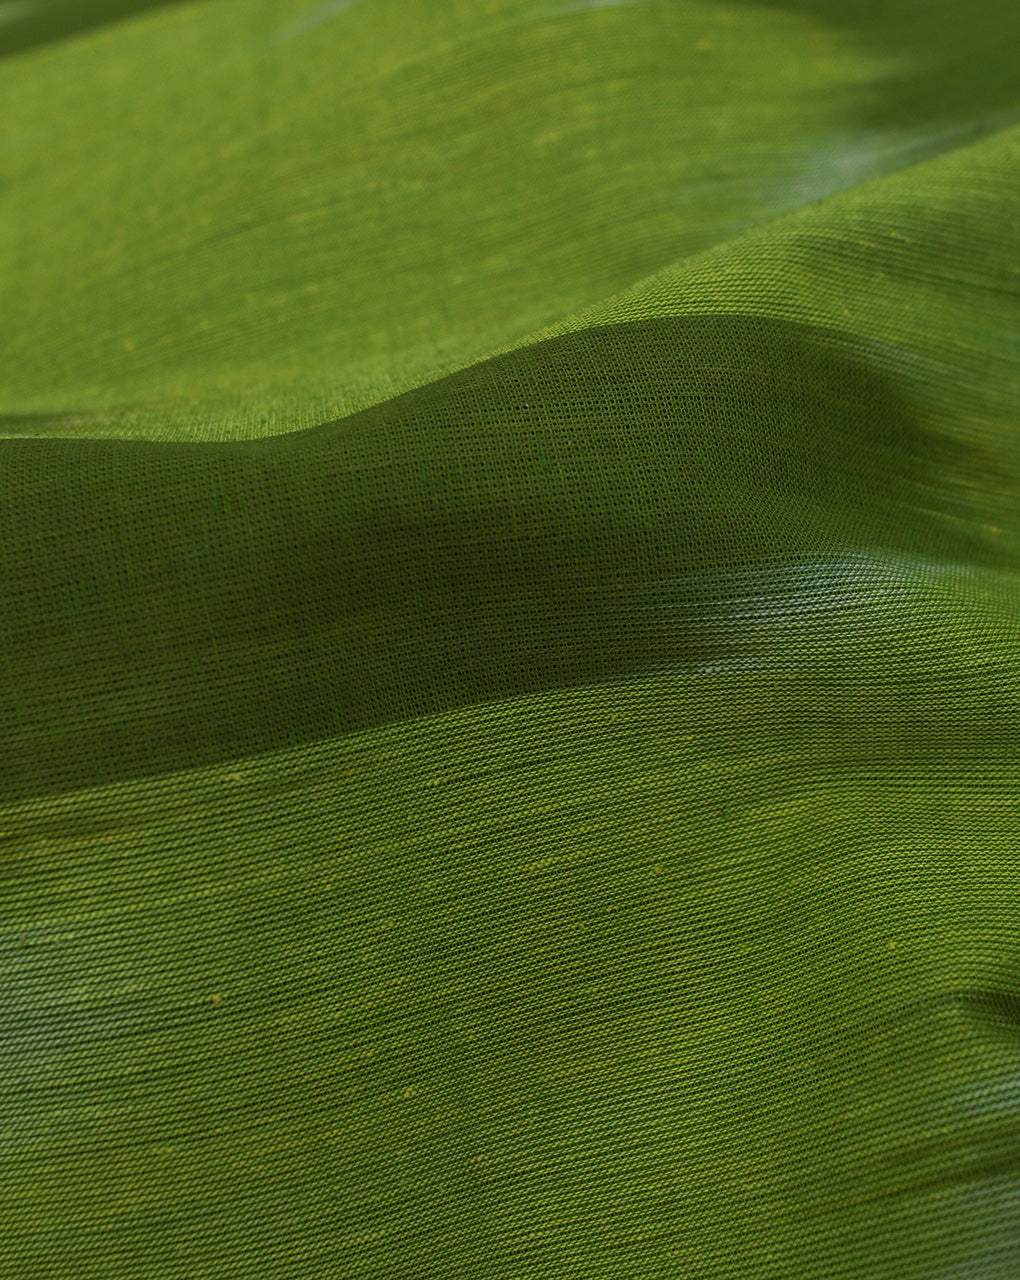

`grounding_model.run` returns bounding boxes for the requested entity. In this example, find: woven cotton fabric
[2,1,1020,1276]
